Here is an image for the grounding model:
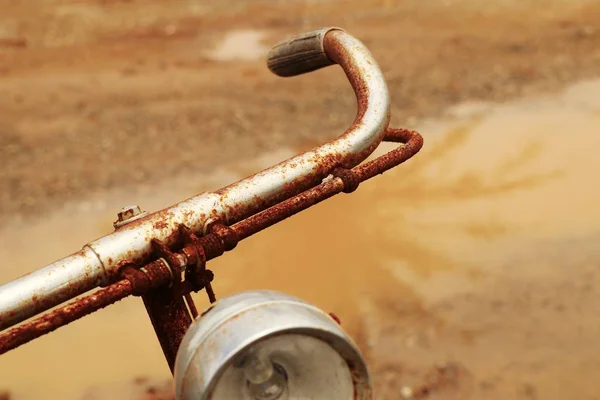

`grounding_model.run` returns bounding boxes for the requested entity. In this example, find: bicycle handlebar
[0,28,391,331]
